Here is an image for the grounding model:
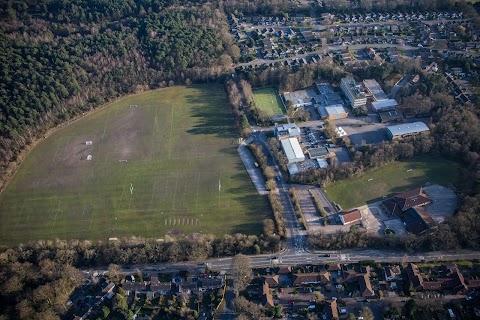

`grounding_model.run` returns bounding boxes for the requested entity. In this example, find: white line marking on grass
[195,172,201,210]
[168,105,175,160]
[52,139,64,163]
[172,173,179,210]
[149,178,158,209]
[88,205,96,230]
[13,202,26,235]
[50,200,62,234]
